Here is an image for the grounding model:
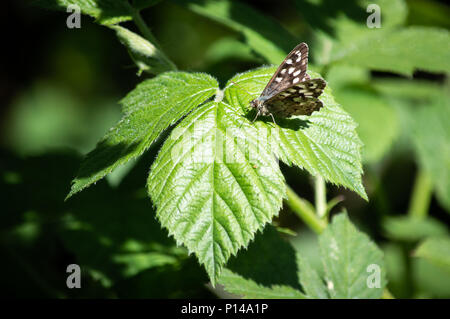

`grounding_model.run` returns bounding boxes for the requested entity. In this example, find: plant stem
[286,185,327,234]
[408,169,433,219]
[315,175,327,218]
[132,8,177,70]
